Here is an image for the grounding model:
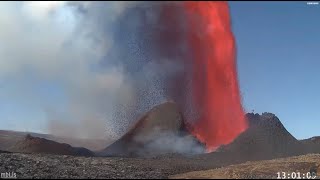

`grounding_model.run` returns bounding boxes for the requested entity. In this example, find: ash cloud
[0,1,198,151]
